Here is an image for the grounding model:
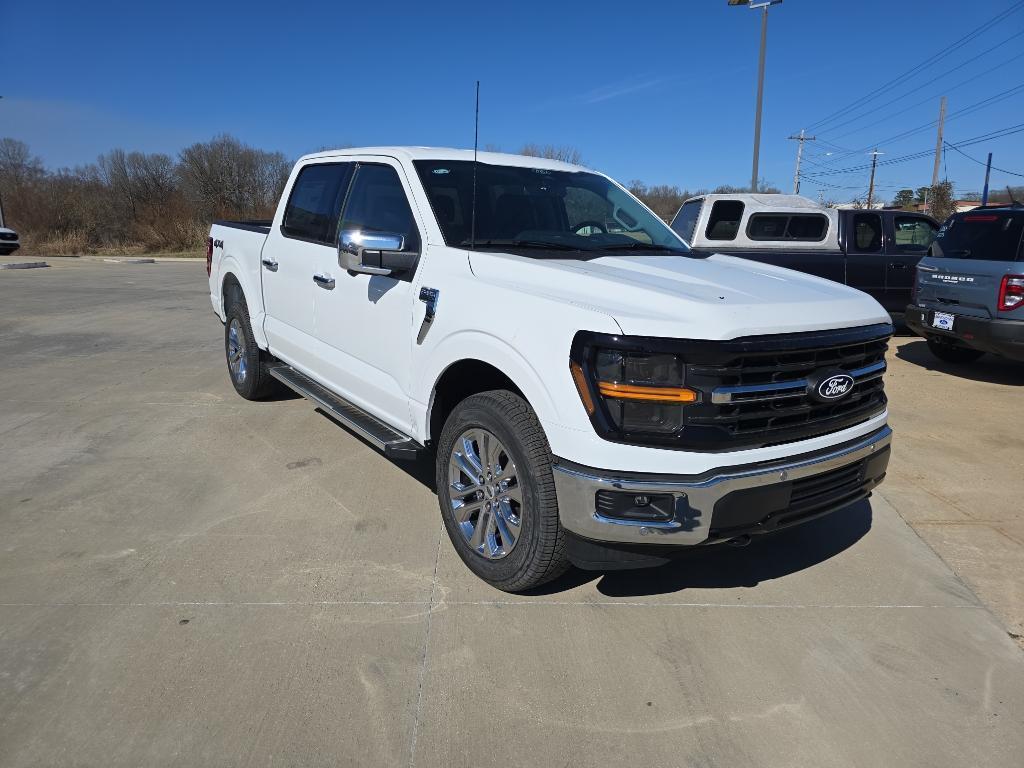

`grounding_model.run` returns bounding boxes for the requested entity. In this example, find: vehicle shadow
[895,339,1024,386]
[526,498,873,597]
